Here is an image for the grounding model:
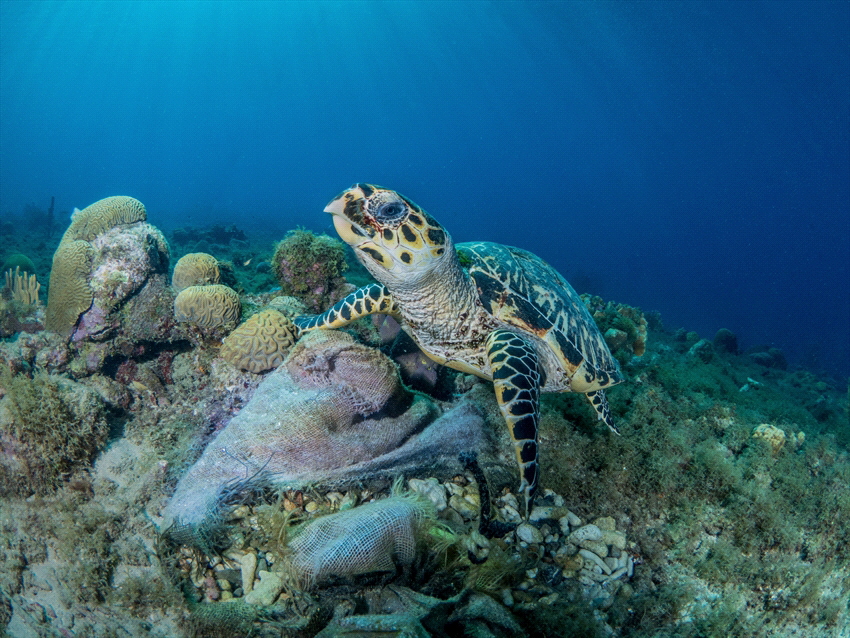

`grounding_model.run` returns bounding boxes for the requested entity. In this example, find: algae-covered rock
[271,228,349,312]
[0,369,109,495]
